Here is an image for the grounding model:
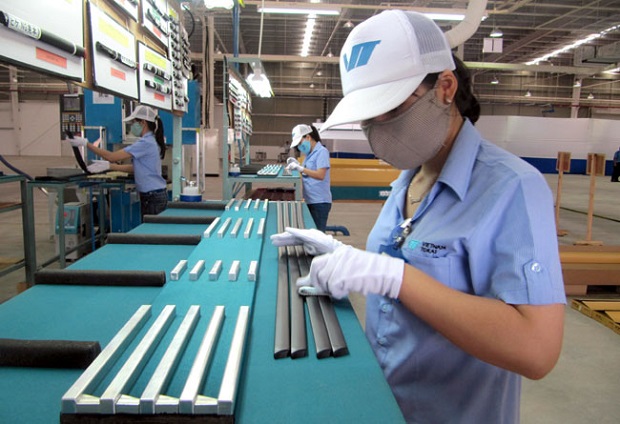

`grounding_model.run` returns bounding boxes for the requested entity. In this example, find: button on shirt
[365,120,566,423]
[124,132,167,193]
[301,142,332,204]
